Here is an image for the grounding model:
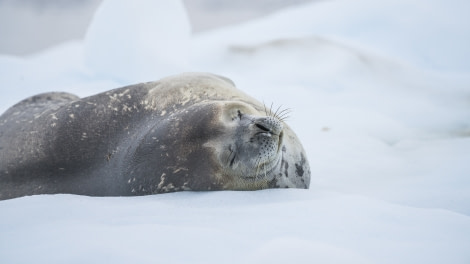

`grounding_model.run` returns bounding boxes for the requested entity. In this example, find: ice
[1,191,469,264]
[1,0,470,263]
[190,0,470,73]
[84,0,191,83]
